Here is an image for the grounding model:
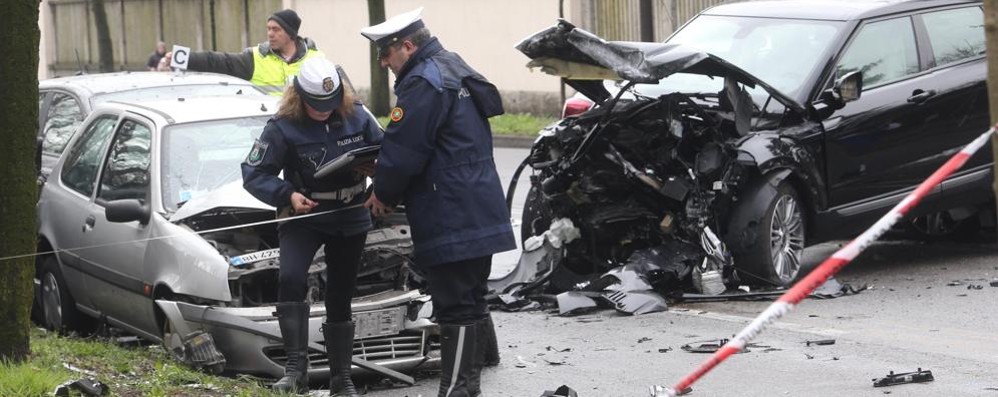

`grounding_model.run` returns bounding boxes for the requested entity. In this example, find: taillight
[561,97,594,119]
